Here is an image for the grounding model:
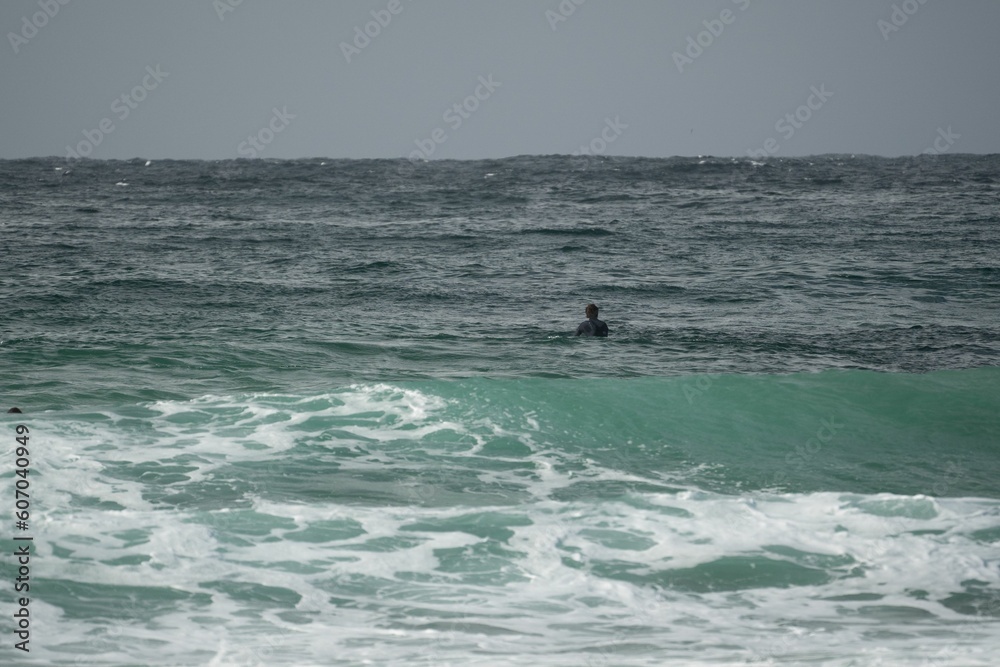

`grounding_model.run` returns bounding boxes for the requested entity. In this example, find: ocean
[2,154,999,666]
